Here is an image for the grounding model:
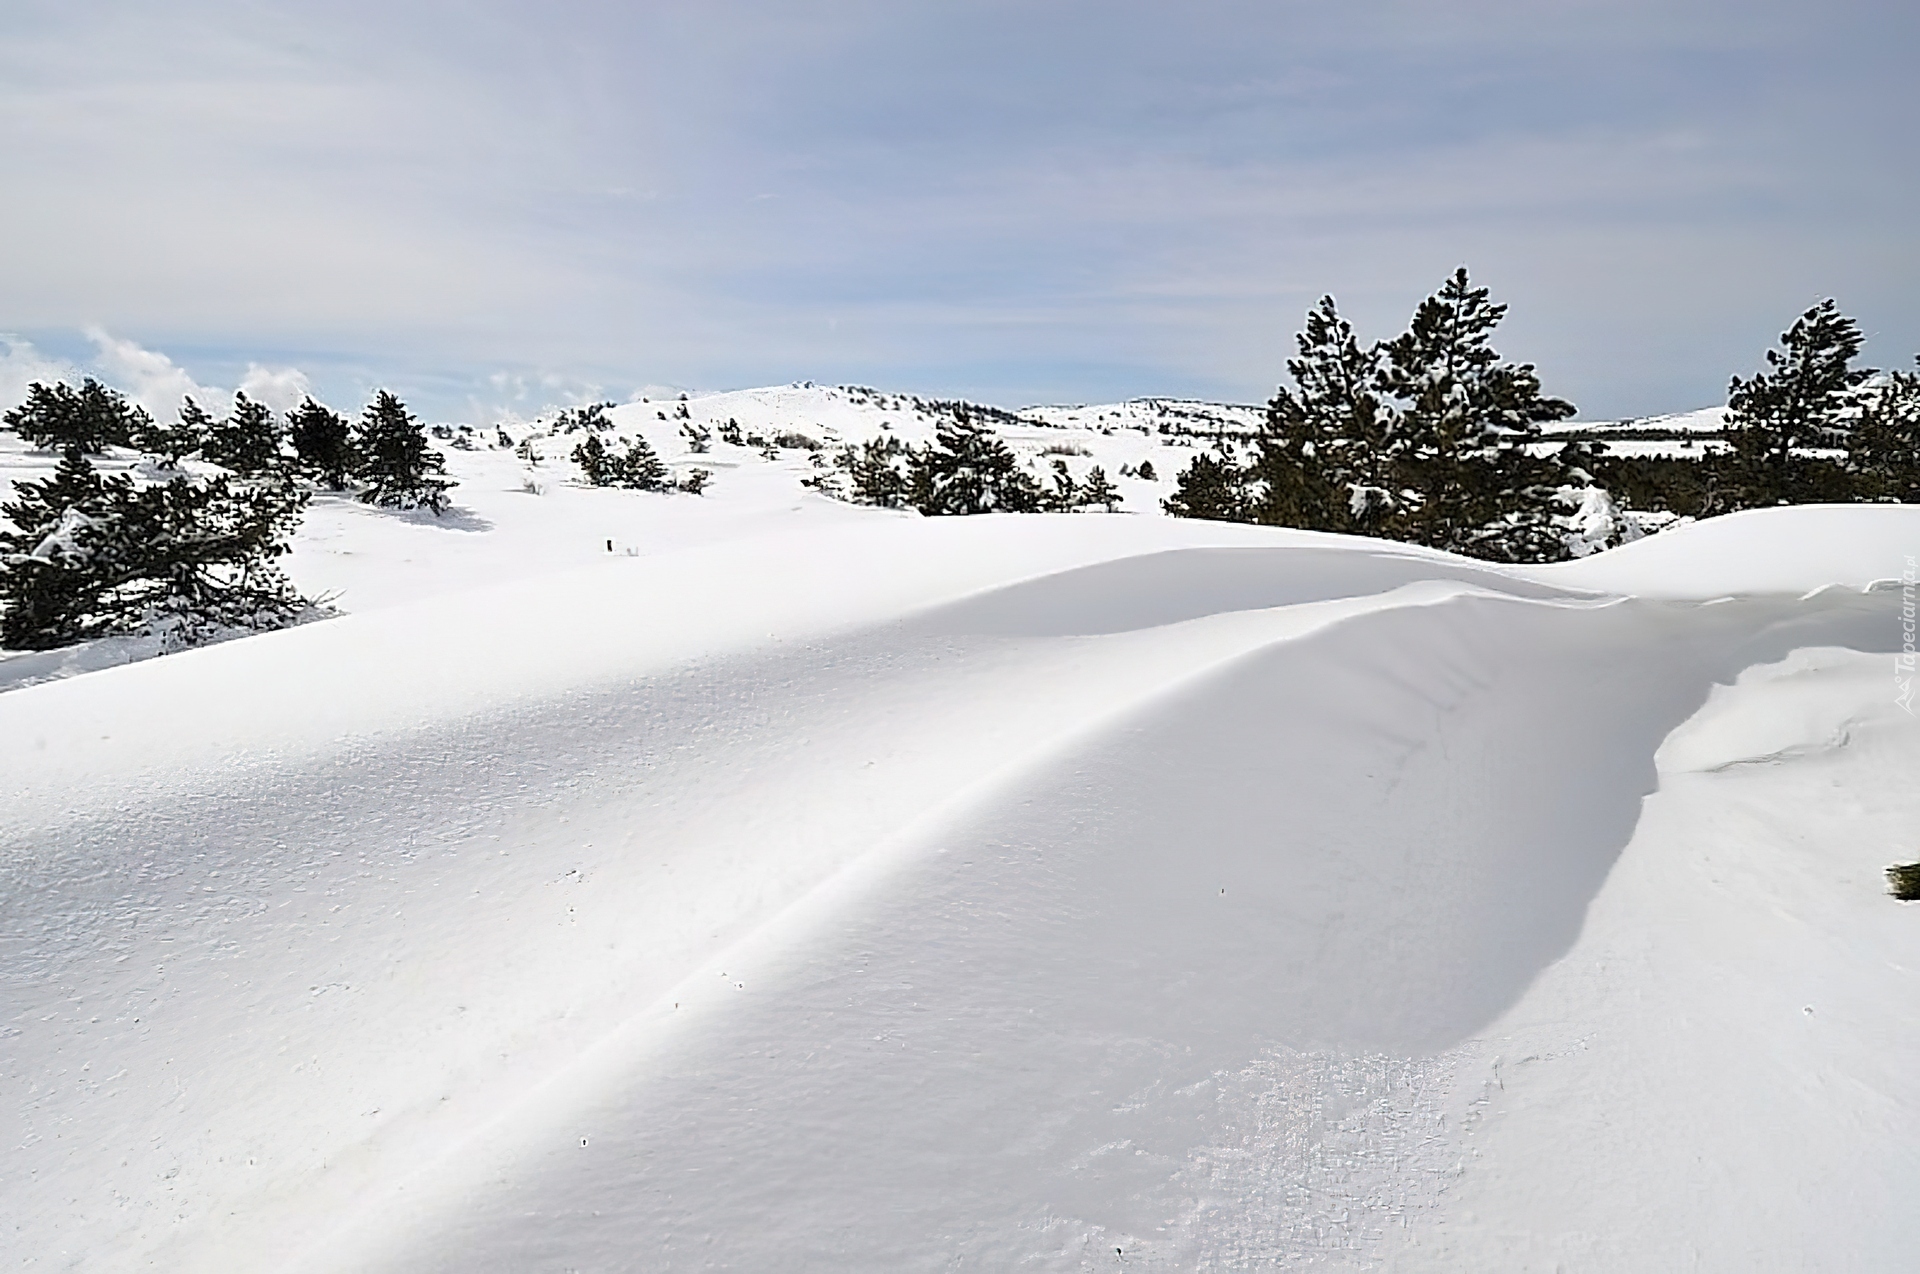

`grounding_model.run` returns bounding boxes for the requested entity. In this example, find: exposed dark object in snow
[1887,862,1920,901]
